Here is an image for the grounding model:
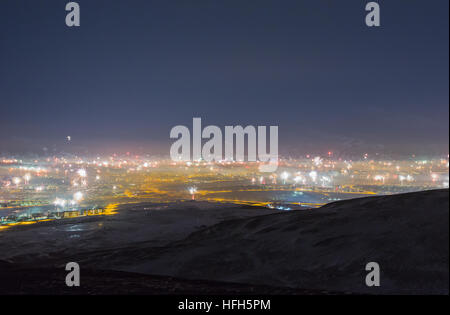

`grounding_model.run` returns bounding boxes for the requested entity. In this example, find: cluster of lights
[53,192,84,208]
[188,187,197,200]
[260,170,335,187]
[1,153,448,216]
[398,175,414,183]
[12,177,21,186]
[77,169,87,177]
[8,174,34,187]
